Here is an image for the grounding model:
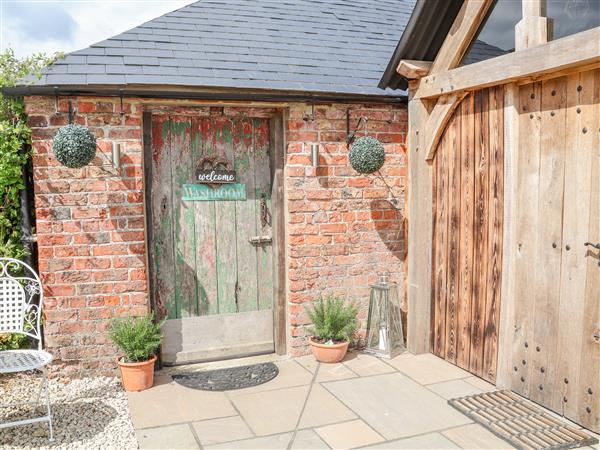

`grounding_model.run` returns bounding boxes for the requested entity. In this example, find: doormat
[448,390,598,450]
[171,362,279,391]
